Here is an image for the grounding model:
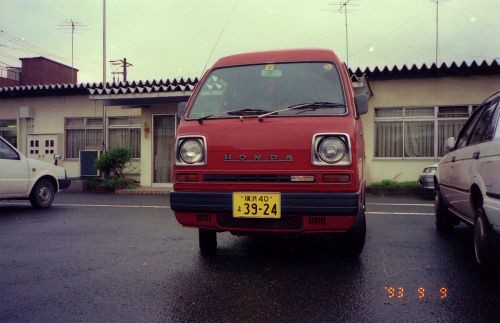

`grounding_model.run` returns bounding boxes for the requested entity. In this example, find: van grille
[204,174,292,182]
[308,217,326,226]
